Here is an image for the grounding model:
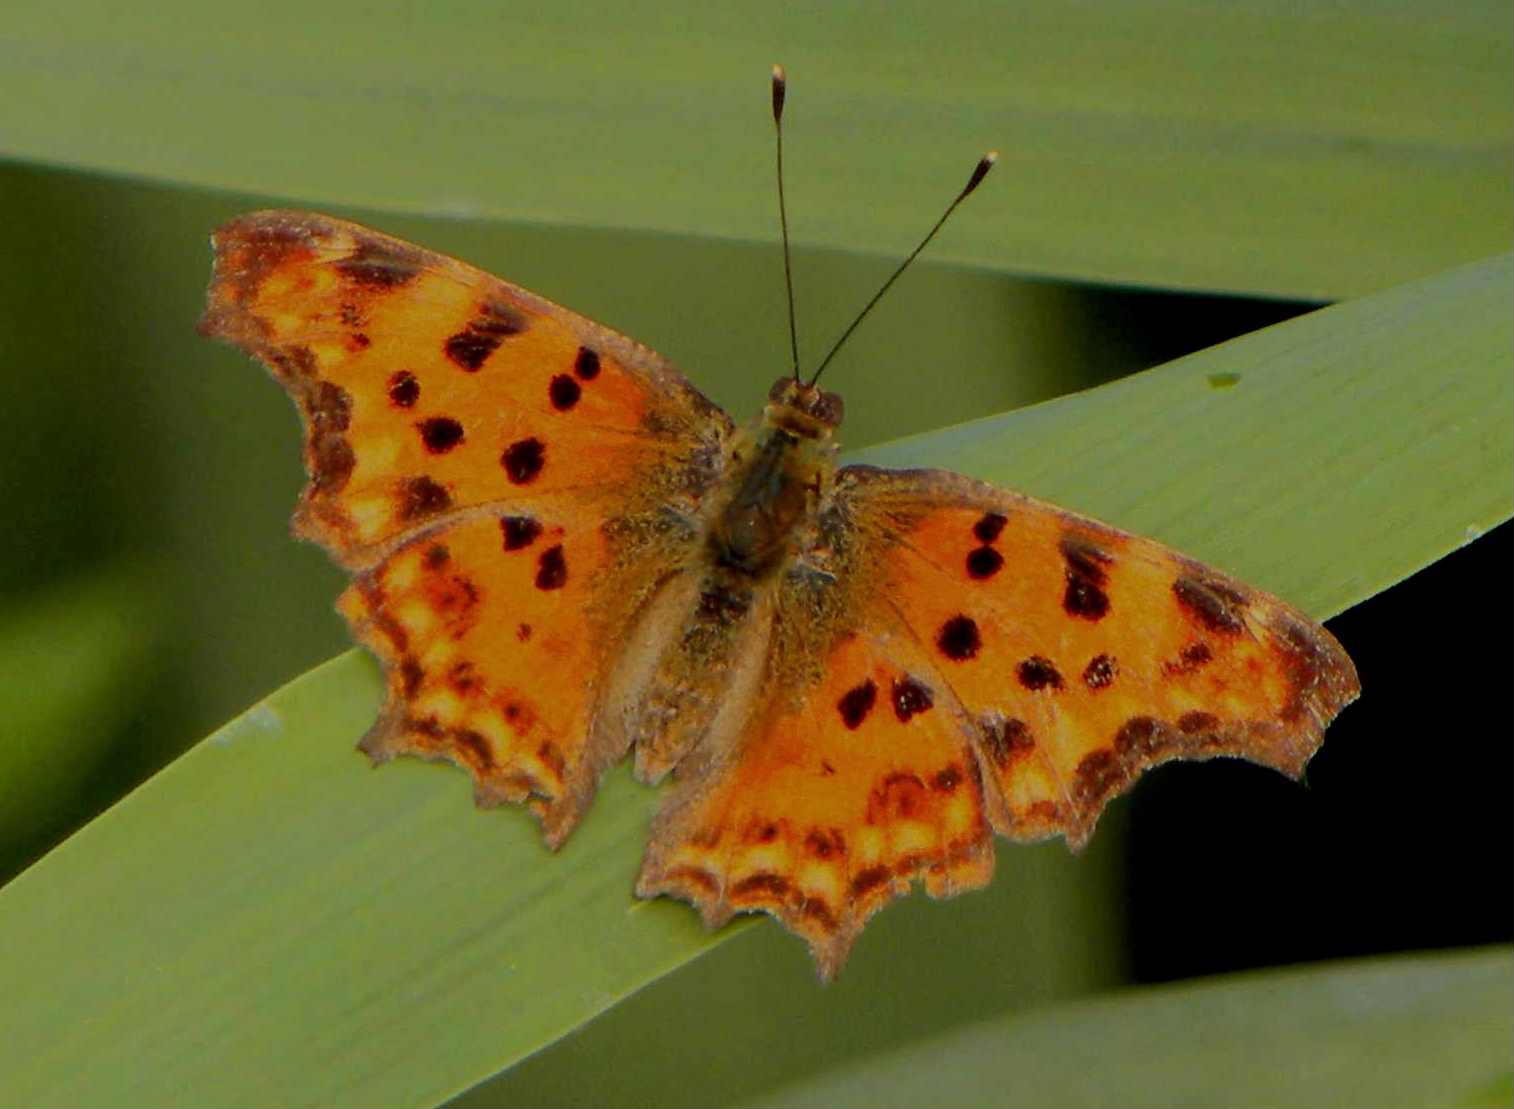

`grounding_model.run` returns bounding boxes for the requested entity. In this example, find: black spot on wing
[851,866,890,897]
[805,828,846,859]
[974,512,1007,543]
[932,766,962,792]
[388,370,419,408]
[310,439,354,496]
[500,515,542,551]
[548,374,581,411]
[838,679,877,729]
[501,437,545,484]
[1112,716,1163,758]
[937,615,981,661]
[1017,655,1063,691]
[335,237,424,289]
[534,544,567,590]
[574,346,601,380]
[1083,653,1118,689]
[444,299,528,371]
[1173,575,1248,634]
[732,873,790,899]
[311,437,355,494]
[417,416,464,453]
[1165,640,1214,675]
[891,676,934,722]
[966,546,1004,580]
[1061,536,1112,621]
